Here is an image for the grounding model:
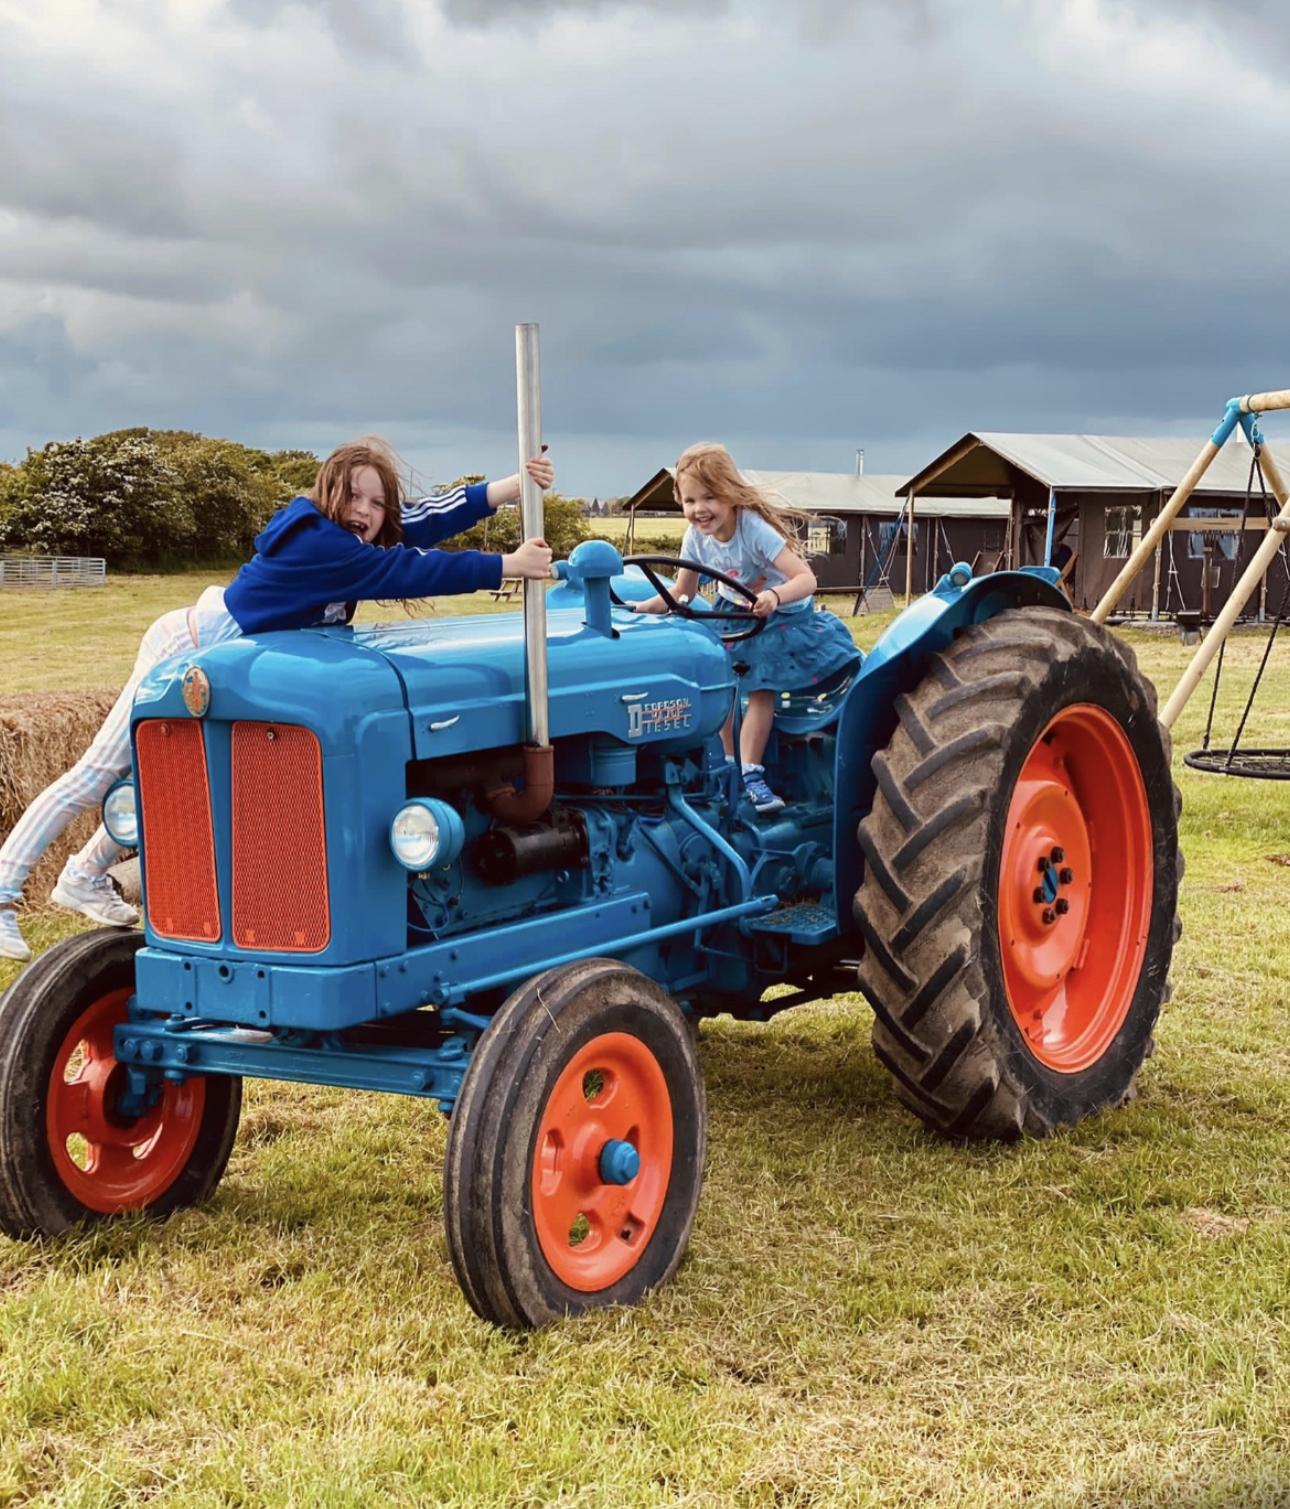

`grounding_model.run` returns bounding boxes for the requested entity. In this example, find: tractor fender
[831,567,1069,929]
